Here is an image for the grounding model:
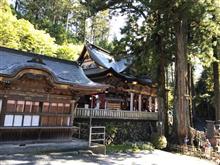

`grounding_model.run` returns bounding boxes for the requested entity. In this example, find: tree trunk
[173,17,190,144]
[191,65,196,126]
[213,37,220,123]
[188,64,193,127]
[155,13,168,137]
[157,35,168,137]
